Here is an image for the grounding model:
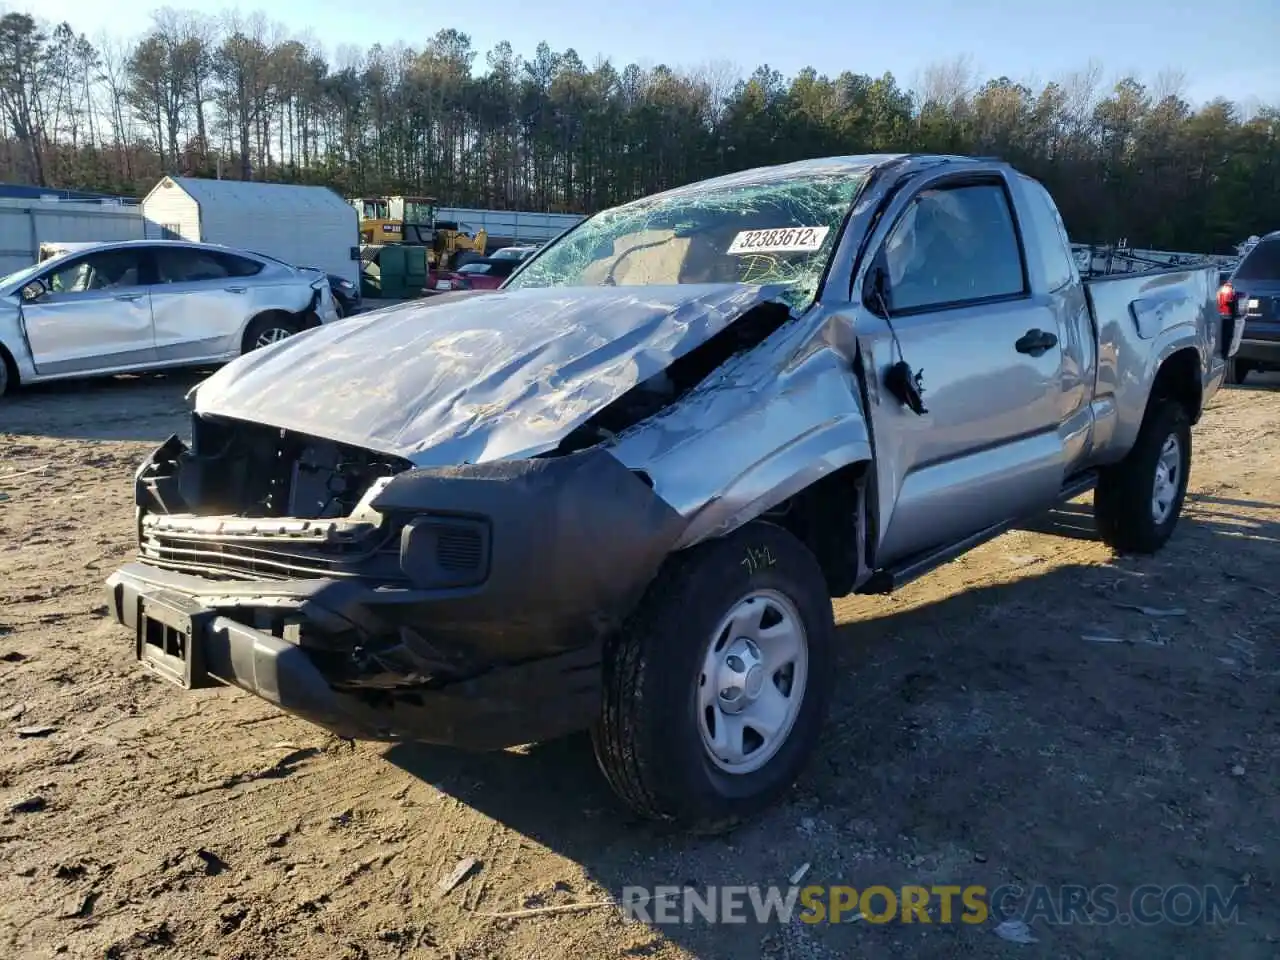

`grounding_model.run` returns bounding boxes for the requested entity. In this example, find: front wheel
[592,522,836,832]
[1093,400,1191,554]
